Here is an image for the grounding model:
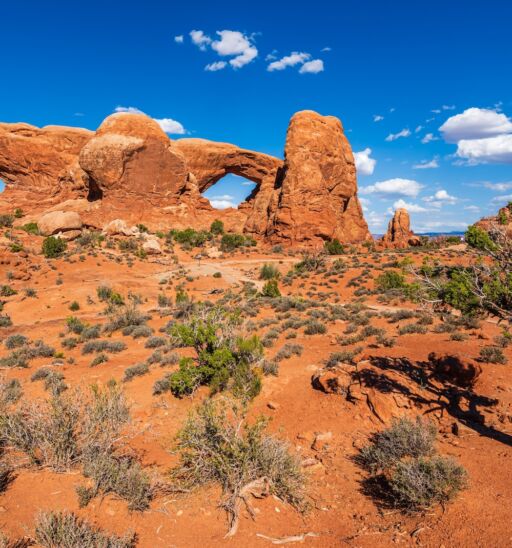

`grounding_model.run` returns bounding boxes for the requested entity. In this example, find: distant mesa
[1,109,378,245]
